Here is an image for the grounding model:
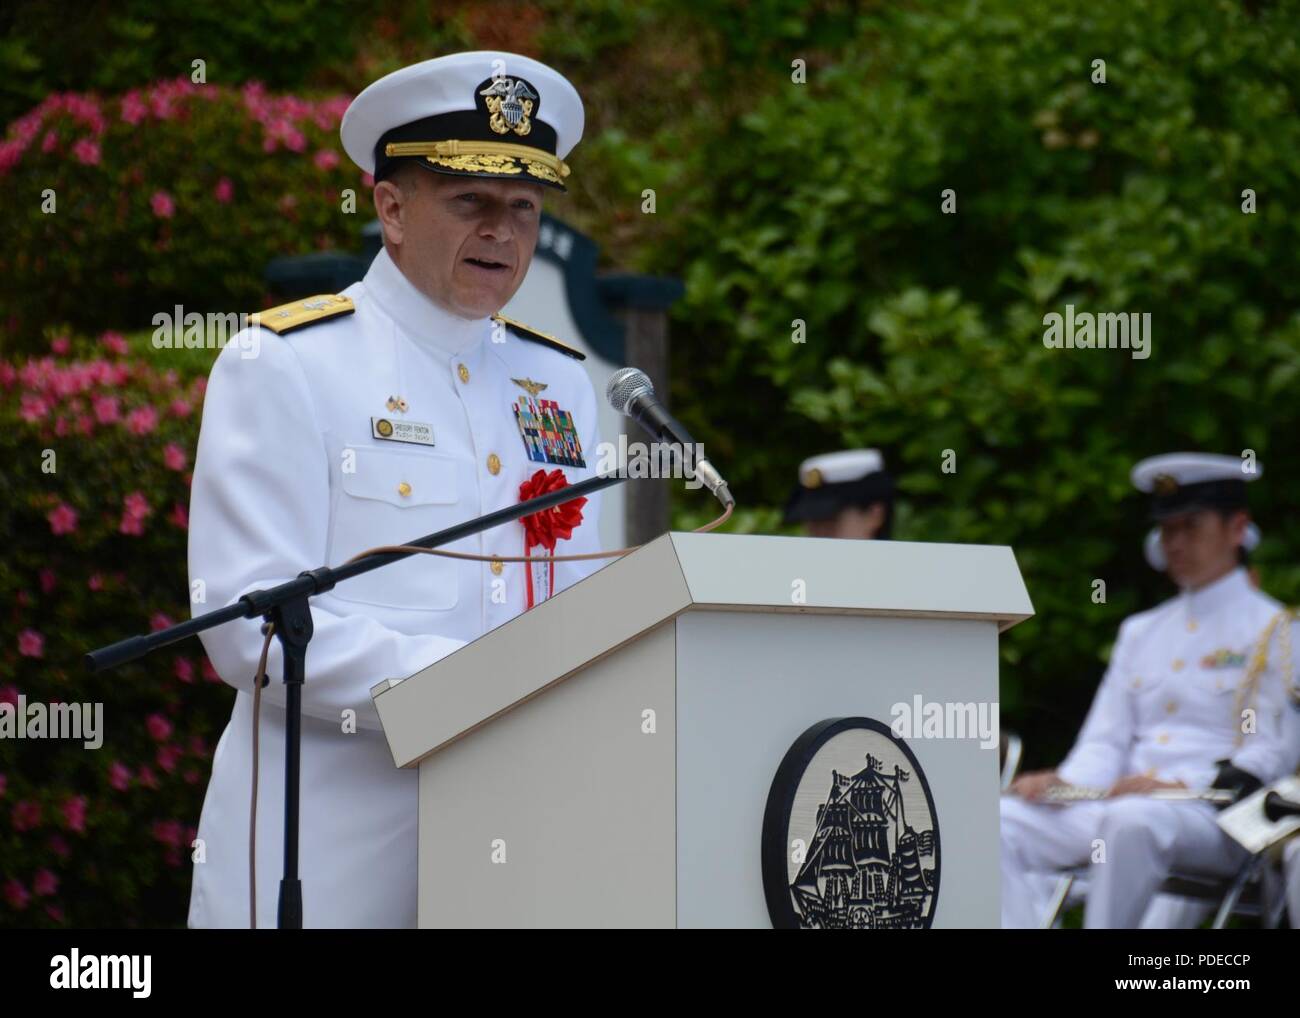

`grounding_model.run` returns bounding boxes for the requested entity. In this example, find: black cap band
[1149,479,1248,521]
[373,74,557,182]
